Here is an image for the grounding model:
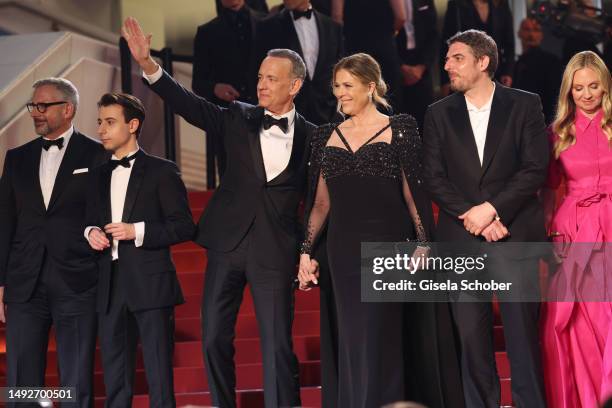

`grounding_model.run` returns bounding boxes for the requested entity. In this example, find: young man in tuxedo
[0,78,106,407]
[422,30,548,407]
[252,0,344,125]
[122,16,316,408]
[85,93,195,407]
